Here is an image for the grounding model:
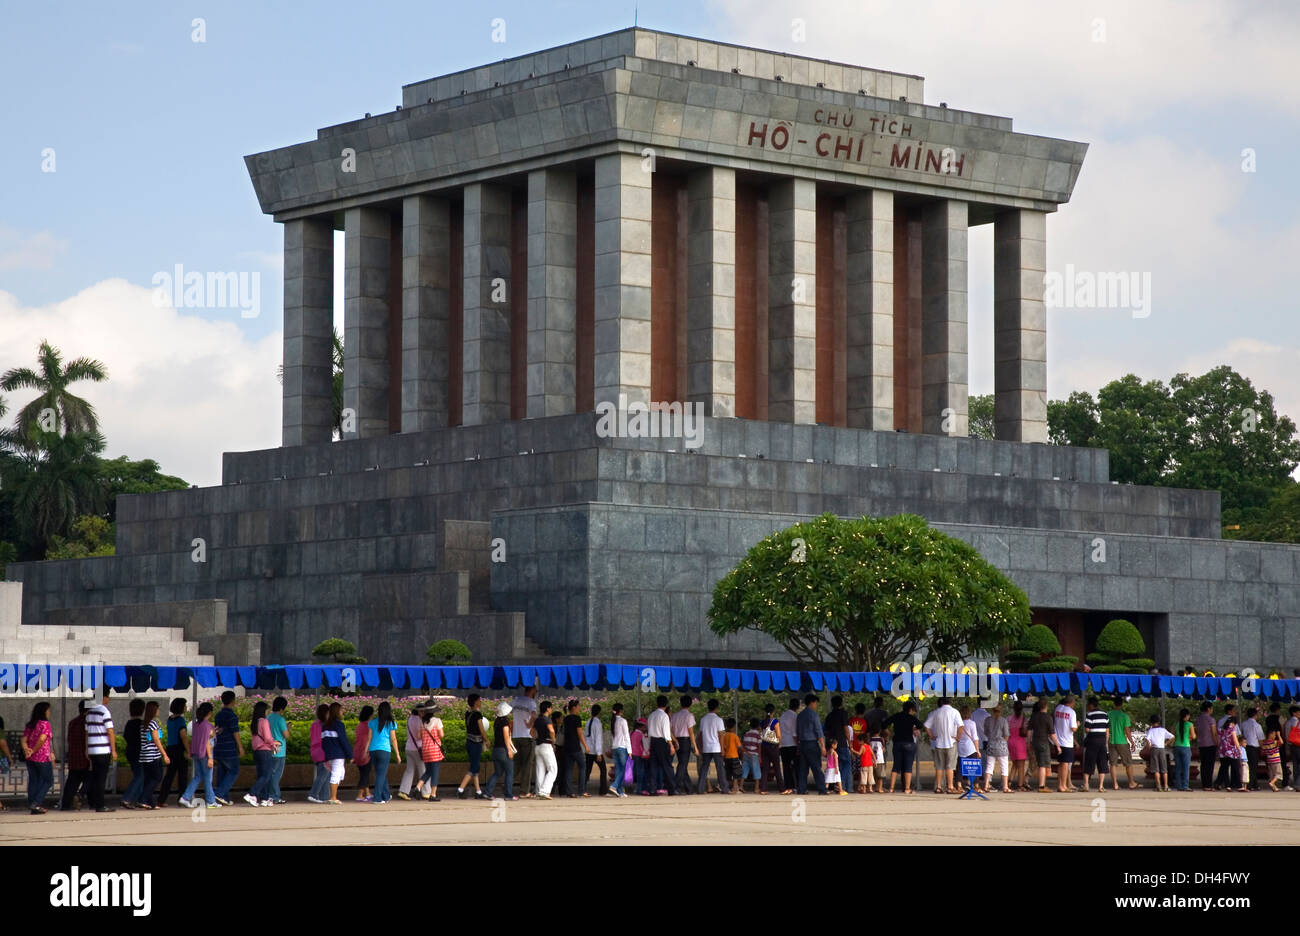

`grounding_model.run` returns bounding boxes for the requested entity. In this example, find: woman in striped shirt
[137,701,170,809]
